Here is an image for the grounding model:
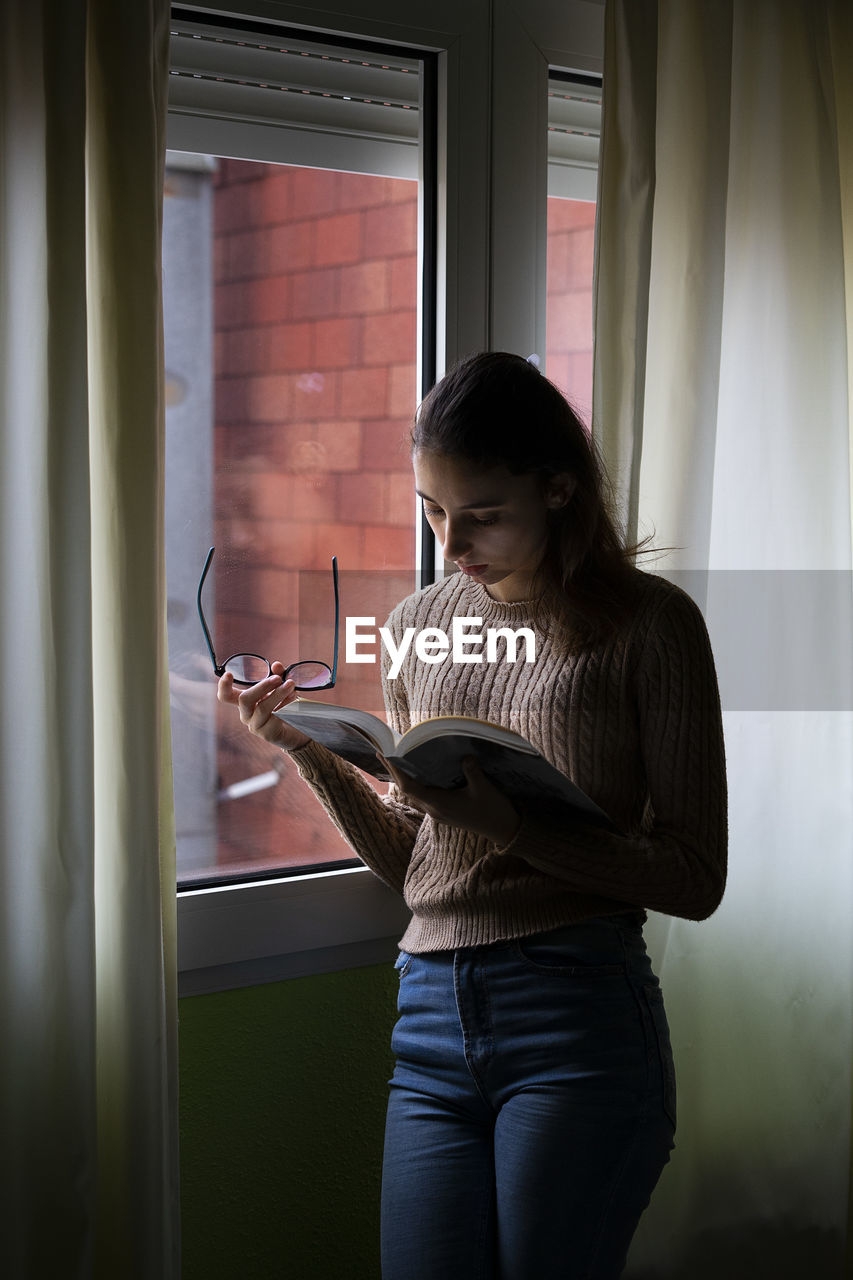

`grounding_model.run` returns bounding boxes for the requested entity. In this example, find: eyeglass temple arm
[197,546,220,672]
[330,555,339,684]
